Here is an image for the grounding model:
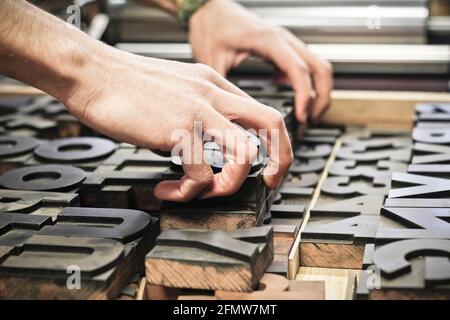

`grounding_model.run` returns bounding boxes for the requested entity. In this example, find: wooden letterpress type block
[101,147,171,173]
[0,164,86,192]
[375,207,450,243]
[415,103,450,123]
[408,164,450,177]
[0,189,78,217]
[234,79,293,98]
[26,137,117,170]
[357,239,450,300]
[0,235,125,299]
[409,143,450,176]
[337,137,412,163]
[300,195,383,269]
[266,204,305,275]
[384,198,450,208]
[146,226,274,292]
[0,136,41,174]
[0,96,31,116]
[0,207,159,299]
[0,113,59,139]
[321,176,390,196]
[289,157,326,174]
[413,127,450,145]
[160,155,267,231]
[412,143,450,163]
[415,122,450,129]
[329,160,407,181]
[19,96,88,138]
[80,166,163,212]
[298,128,342,145]
[389,172,450,198]
[294,144,332,159]
[416,103,450,115]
